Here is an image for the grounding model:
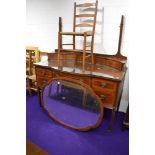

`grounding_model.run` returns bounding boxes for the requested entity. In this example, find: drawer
[36,77,52,87]
[92,78,117,92]
[53,72,91,85]
[36,67,52,77]
[95,91,116,108]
